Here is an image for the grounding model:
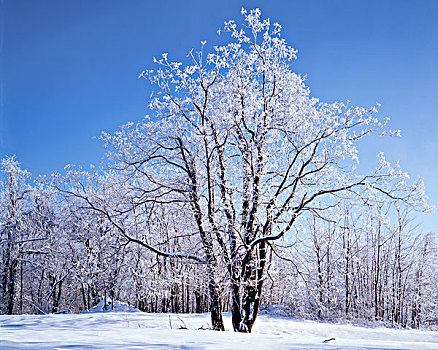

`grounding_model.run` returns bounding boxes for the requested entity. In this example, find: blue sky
[1,0,437,232]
